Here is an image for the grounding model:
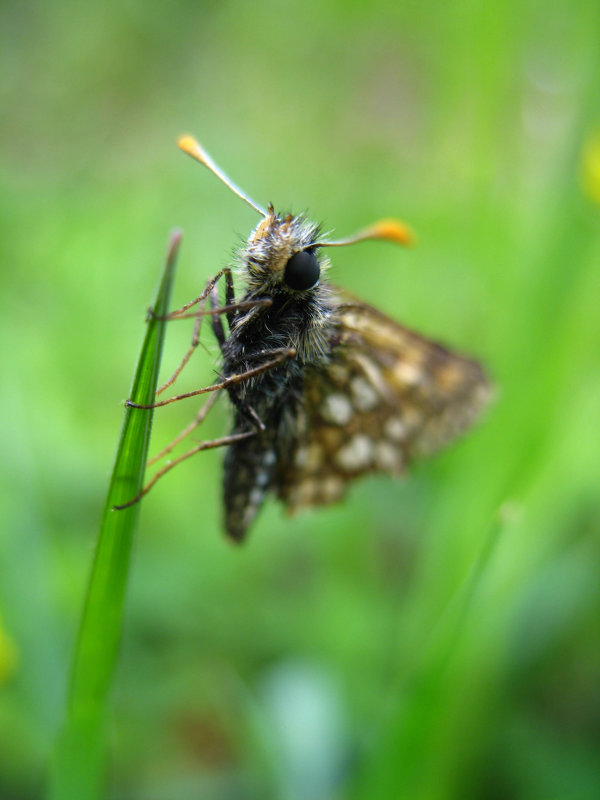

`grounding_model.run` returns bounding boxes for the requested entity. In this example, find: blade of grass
[49,232,181,800]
